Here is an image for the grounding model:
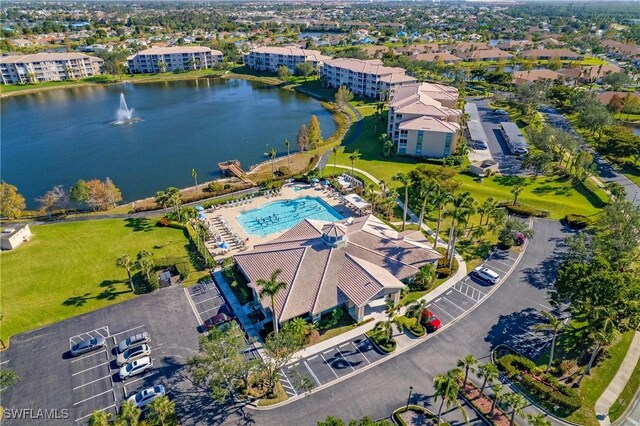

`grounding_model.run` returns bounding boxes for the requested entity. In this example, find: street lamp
[406,386,414,410]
